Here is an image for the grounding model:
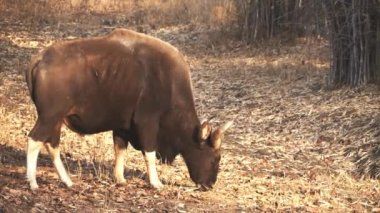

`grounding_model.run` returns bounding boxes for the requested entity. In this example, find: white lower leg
[26,138,43,190]
[114,146,126,183]
[45,144,73,187]
[144,151,163,188]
